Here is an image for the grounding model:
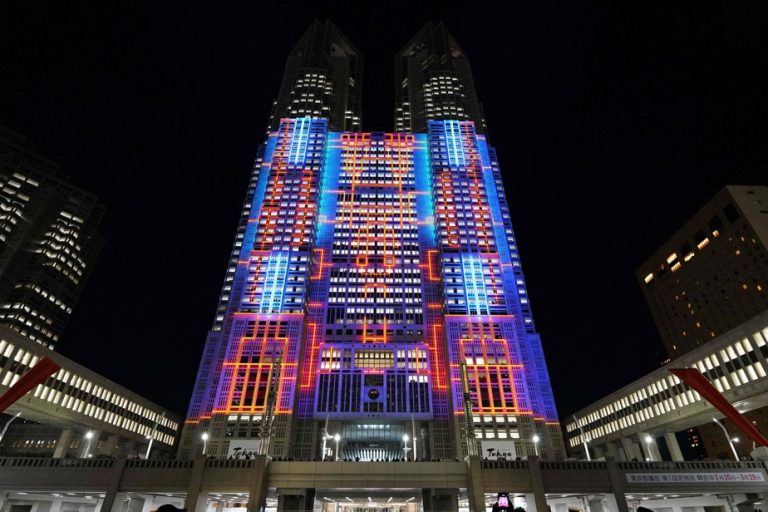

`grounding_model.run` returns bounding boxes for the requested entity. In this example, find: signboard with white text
[227,439,262,459]
[481,440,518,460]
[626,472,765,484]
